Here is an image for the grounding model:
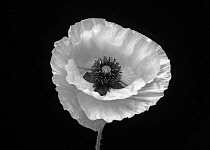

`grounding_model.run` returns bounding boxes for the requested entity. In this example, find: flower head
[50,18,171,131]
